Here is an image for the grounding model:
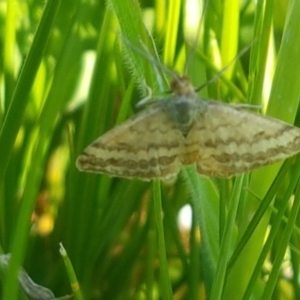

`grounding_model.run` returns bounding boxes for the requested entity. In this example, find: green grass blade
[210,176,245,300]
[0,0,61,180]
[152,180,173,299]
